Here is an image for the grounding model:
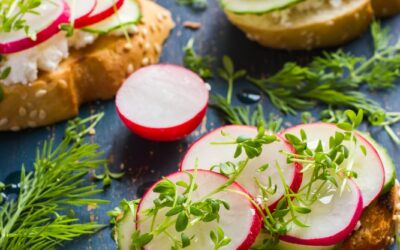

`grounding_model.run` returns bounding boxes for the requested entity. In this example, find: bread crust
[341,184,398,250]
[225,0,373,50]
[372,0,400,17]
[0,0,174,131]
